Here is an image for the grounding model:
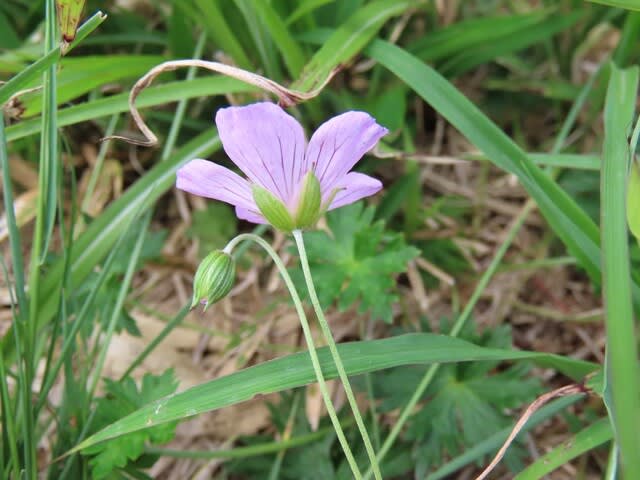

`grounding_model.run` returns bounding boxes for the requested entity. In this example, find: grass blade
[514,417,612,479]
[70,333,597,453]
[291,0,415,91]
[601,62,640,478]
[365,39,640,307]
